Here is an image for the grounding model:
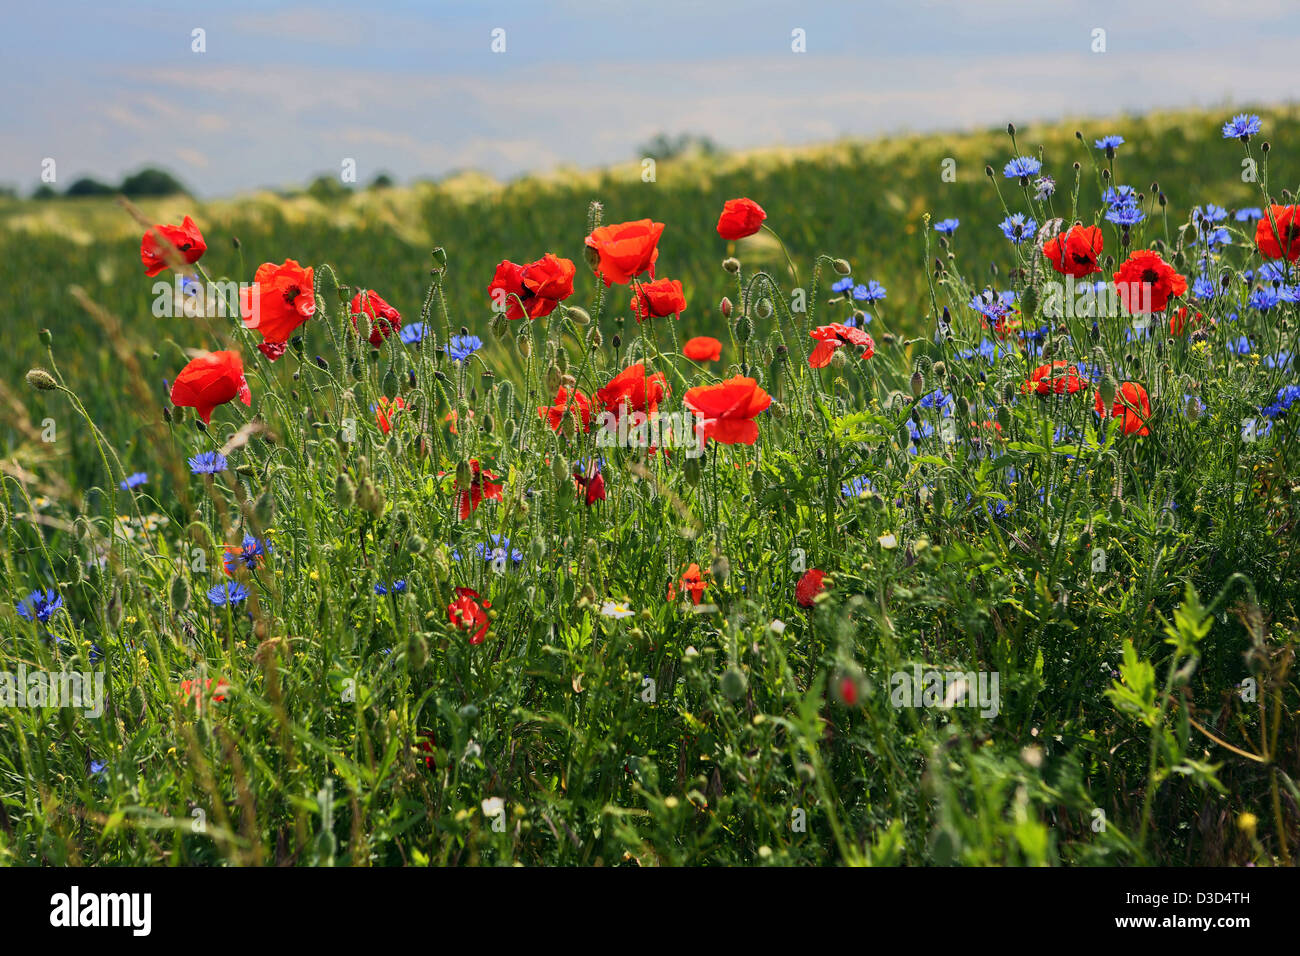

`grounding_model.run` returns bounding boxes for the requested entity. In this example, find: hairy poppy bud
[710,555,730,585]
[722,257,740,274]
[1099,375,1118,408]
[547,364,562,393]
[720,668,747,700]
[407,632,429,670]
[996,405,1012,430]
[566,306,591,325]
[25,368,58,391]
[516,332,533,358]
[910,370,924,397]
[169,573,191,612]
[684,455,703,486]
[335,472,355,508]
[719,296,732,318]
[551,454,569,483]
[584,244,602,273]
[832,258,852,275]
[38,328,52,346]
